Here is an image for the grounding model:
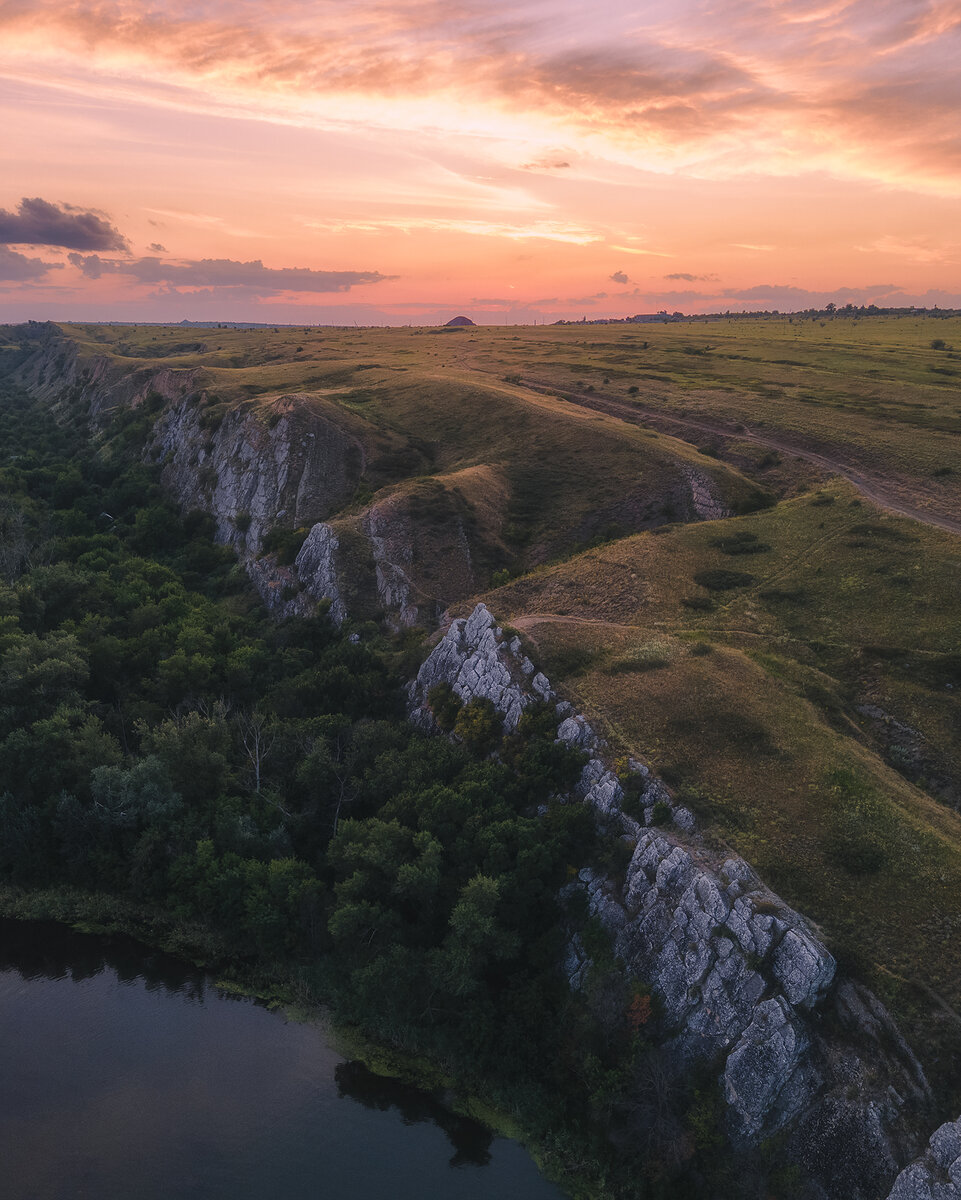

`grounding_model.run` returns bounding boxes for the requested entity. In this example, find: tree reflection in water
[335,1060,494,1168]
